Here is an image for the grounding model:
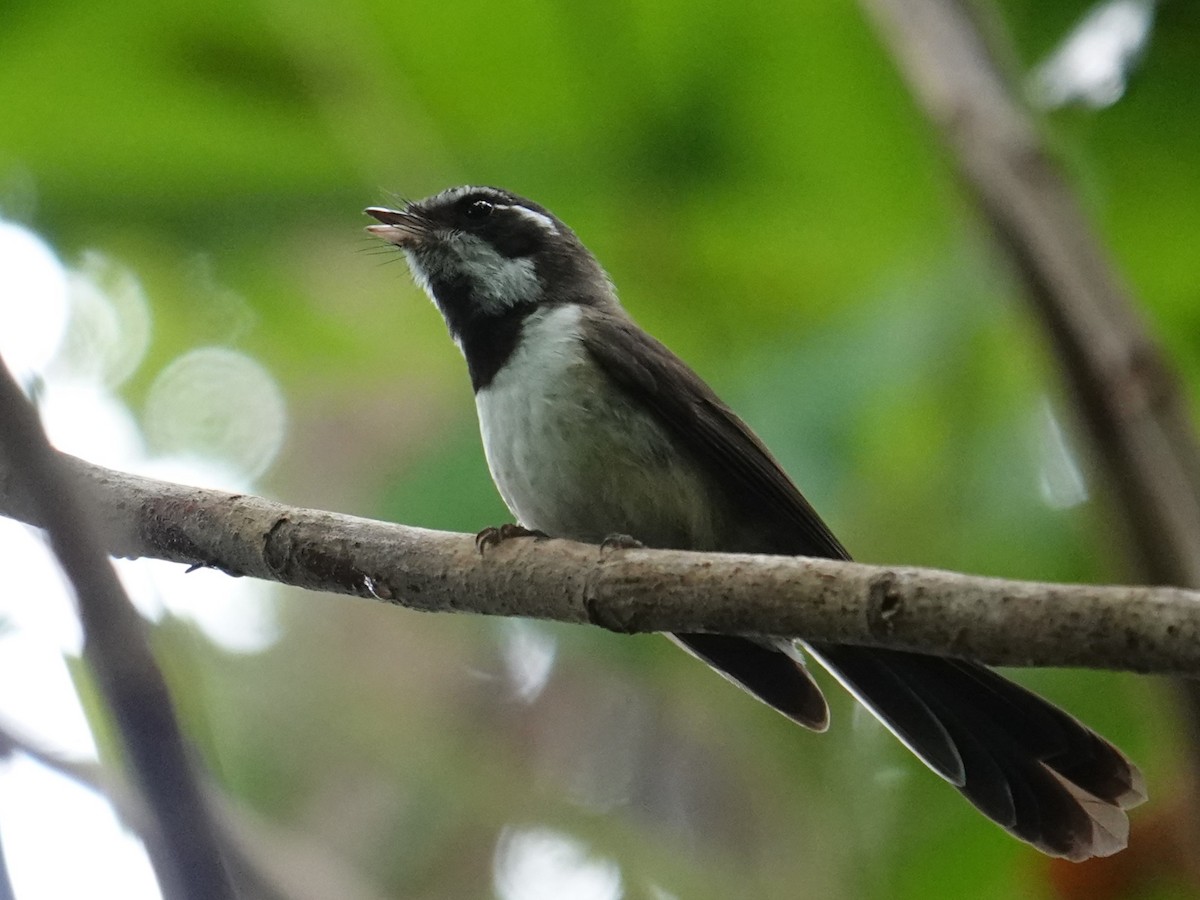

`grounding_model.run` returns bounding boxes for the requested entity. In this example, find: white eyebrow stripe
[501,204,558,234]
[434,185,490,204]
